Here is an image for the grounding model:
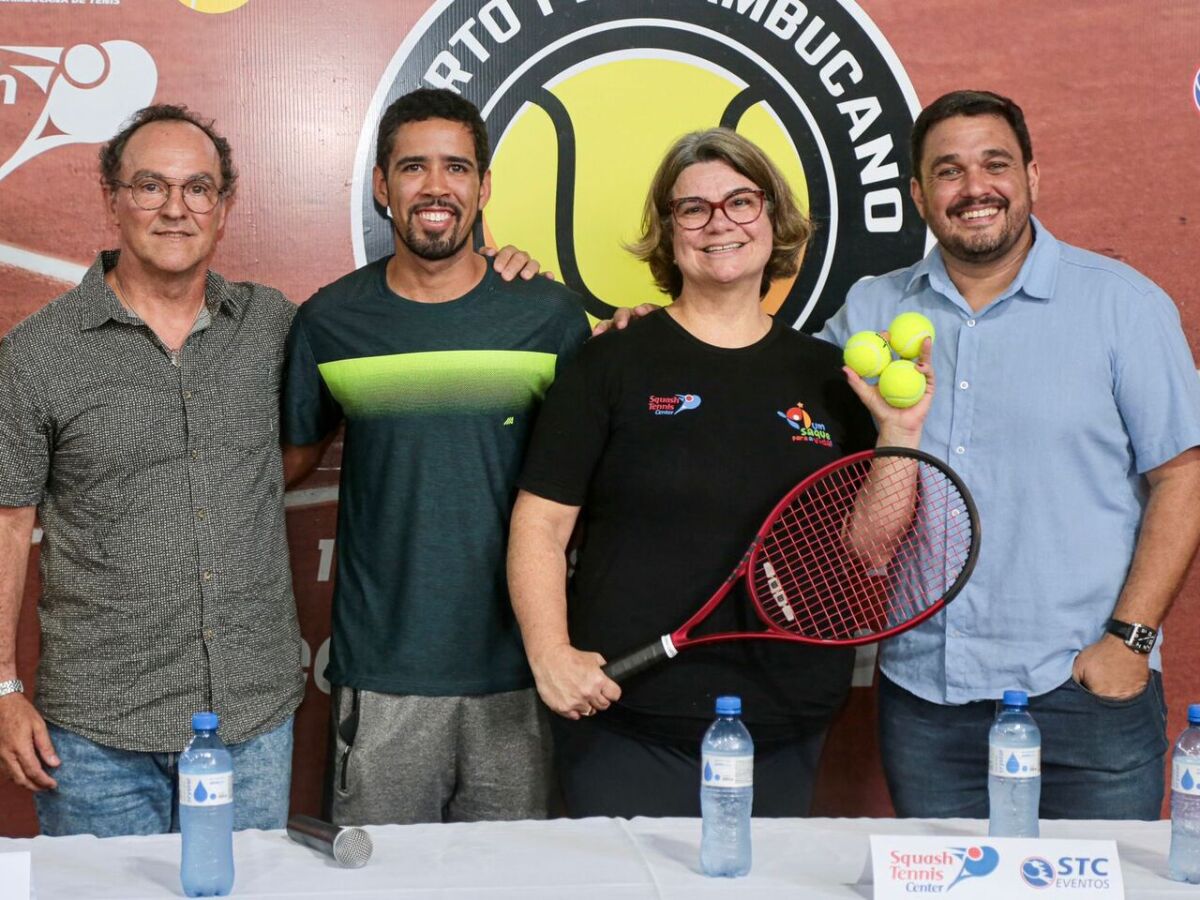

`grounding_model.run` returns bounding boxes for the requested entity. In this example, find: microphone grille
[332,826,374,868]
